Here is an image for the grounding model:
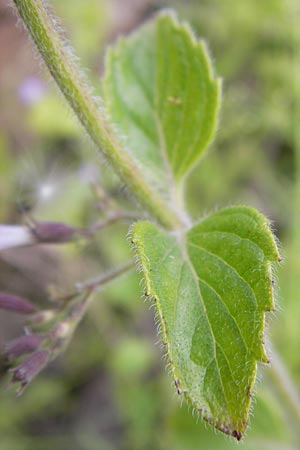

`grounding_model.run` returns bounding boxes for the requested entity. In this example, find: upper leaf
[131,206,280,439]
[103,11,221,205]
